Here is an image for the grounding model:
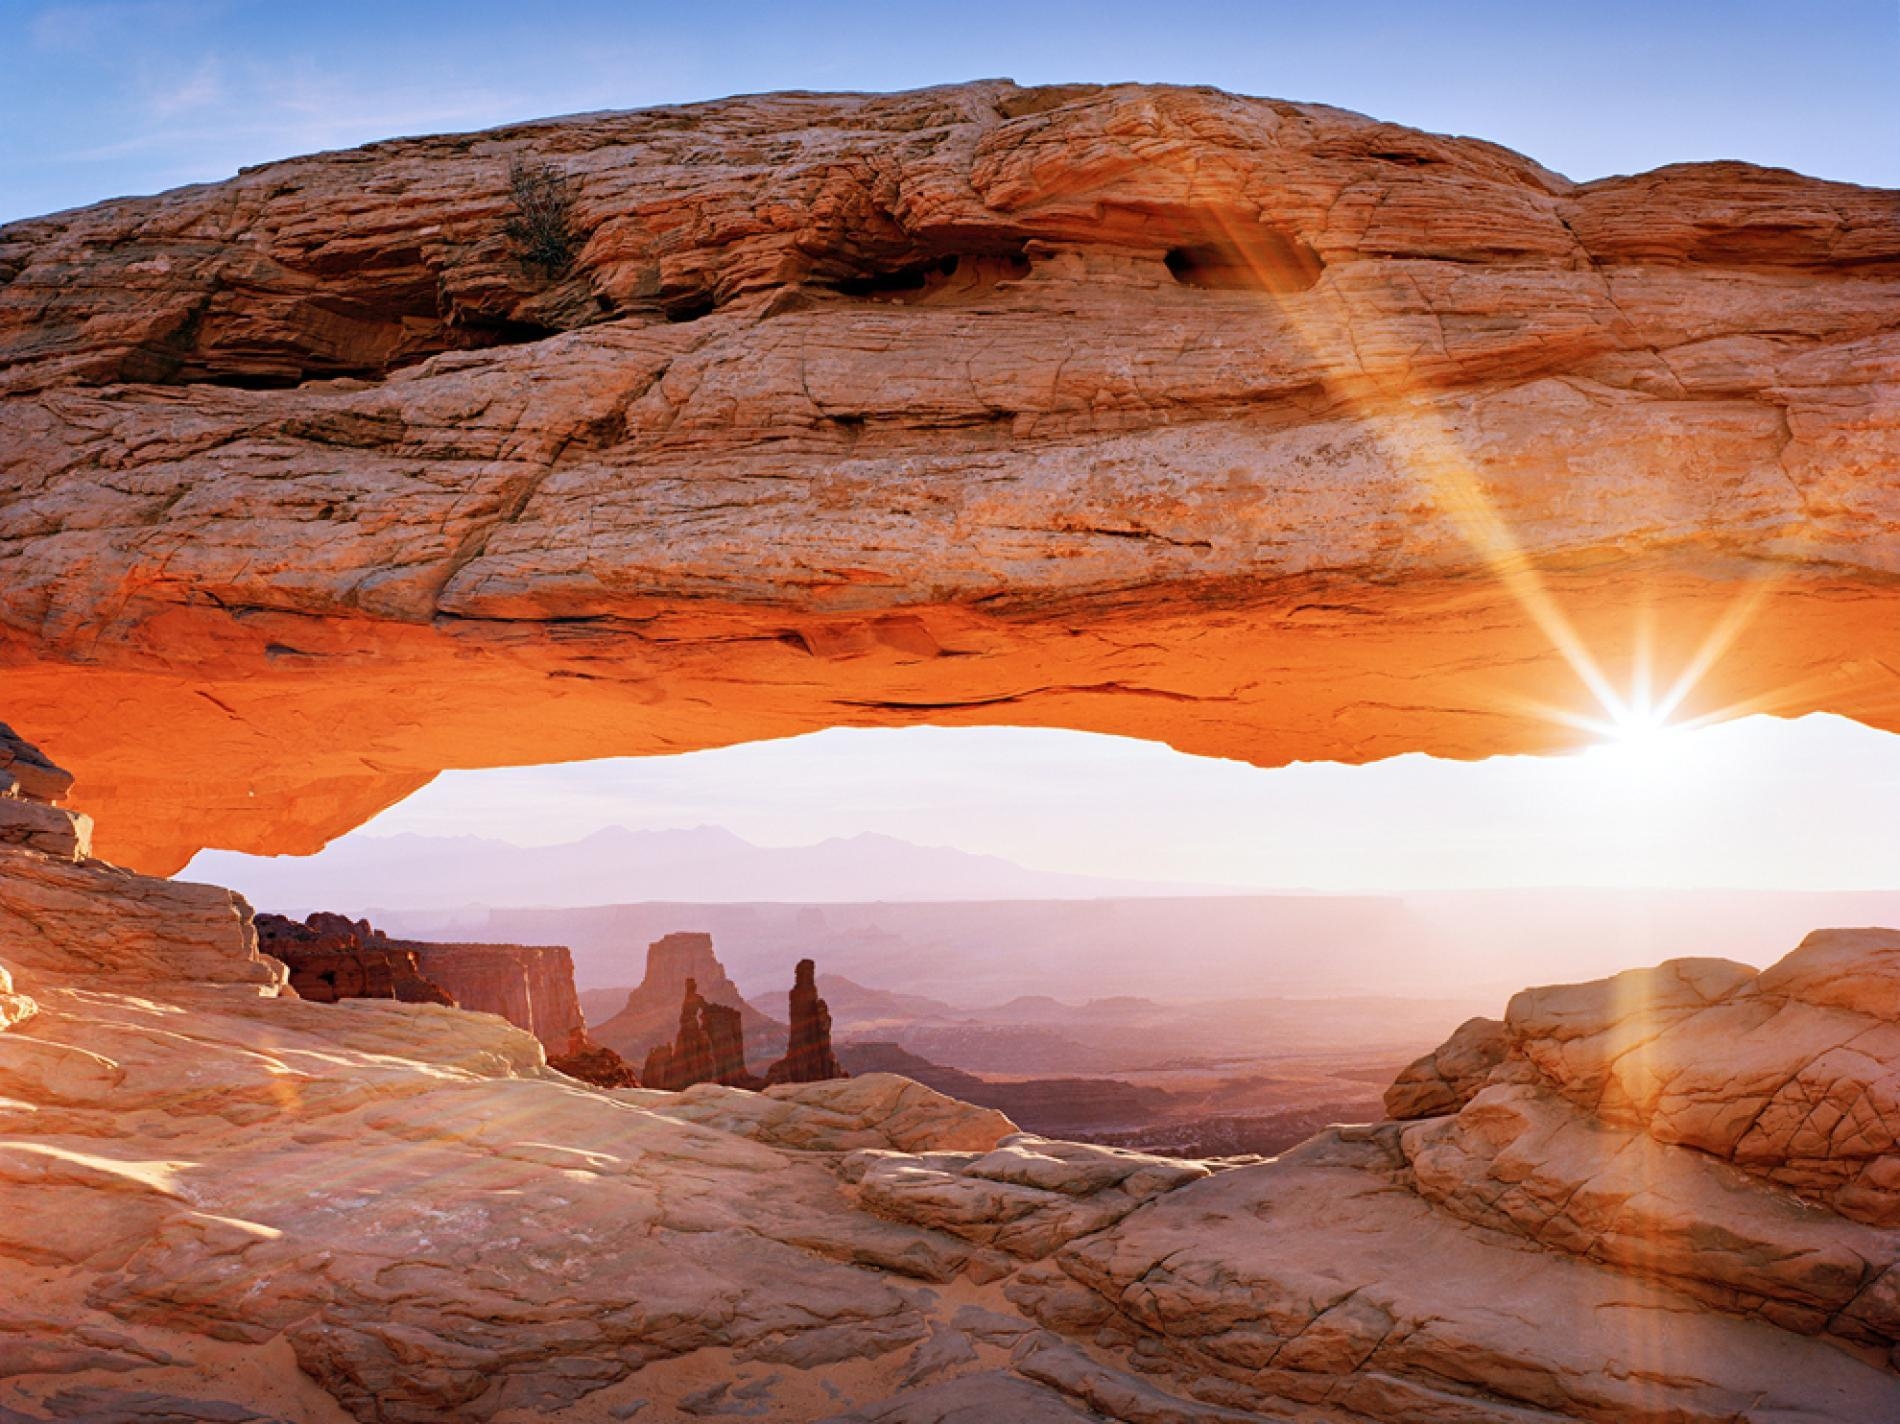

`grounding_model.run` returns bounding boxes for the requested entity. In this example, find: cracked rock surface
[1,82,1896,870]
[5,733,1900,1419]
